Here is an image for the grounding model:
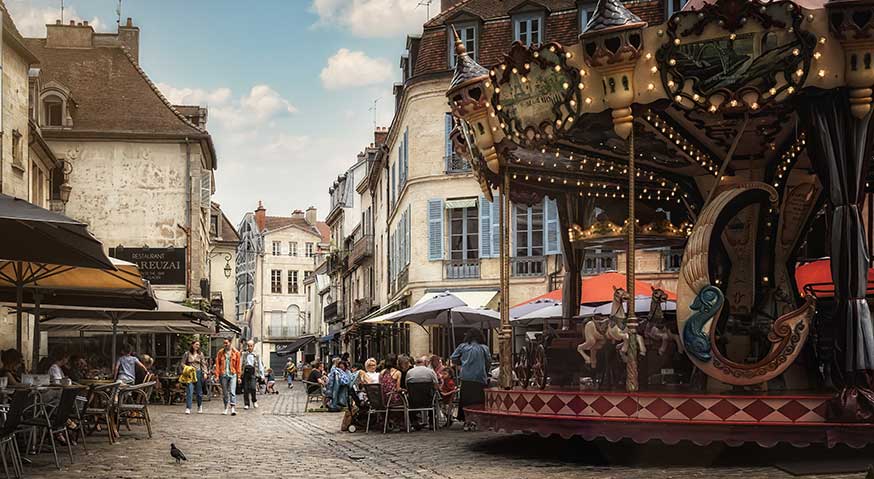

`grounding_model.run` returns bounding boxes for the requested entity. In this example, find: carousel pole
[625,124,639,393]
[498,170,513,389]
